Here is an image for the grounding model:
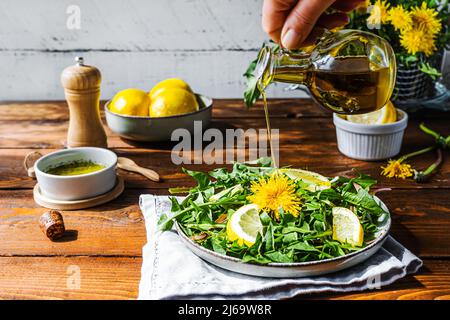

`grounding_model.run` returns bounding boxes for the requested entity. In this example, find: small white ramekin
[34,147,117,201]
[333,109,408,161]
